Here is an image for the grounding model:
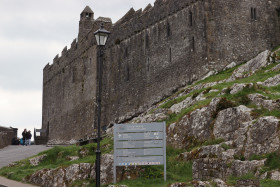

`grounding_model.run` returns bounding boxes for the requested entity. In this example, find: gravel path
[0,145,51,187]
